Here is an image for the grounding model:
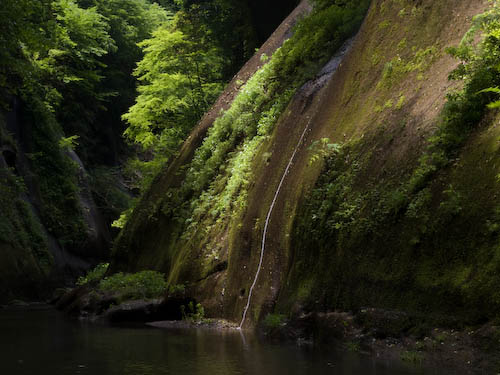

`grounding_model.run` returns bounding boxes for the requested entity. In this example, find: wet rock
[66,149,110,259]
[55,286,92,314]
[314,312,360,343]
[100,299,164,323]
[3,301,51,310]
[147,319,238,330]
[7,300,30,307]
[56,285,196,323]
[50,287,72,305]
[263,311,360,344]
[471,324,500,353]
[355,308,414,339]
